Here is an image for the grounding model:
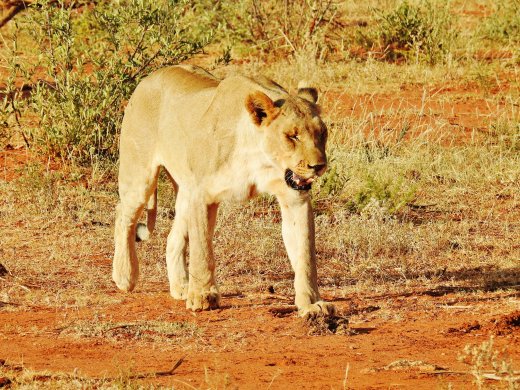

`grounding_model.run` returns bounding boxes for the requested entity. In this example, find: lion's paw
[298,301,336,319]
[112,270,137,292]
[186,287,220,311]
[170,283,188,300]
